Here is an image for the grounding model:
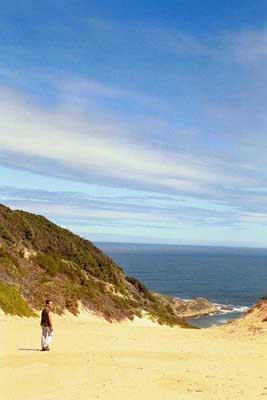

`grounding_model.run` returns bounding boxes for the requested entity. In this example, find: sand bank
[1,311,267,400]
